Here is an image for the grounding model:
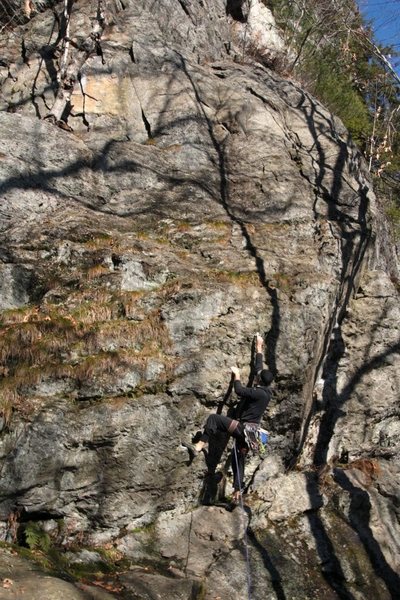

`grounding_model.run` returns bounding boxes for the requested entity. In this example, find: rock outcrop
[0,1,399,599]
